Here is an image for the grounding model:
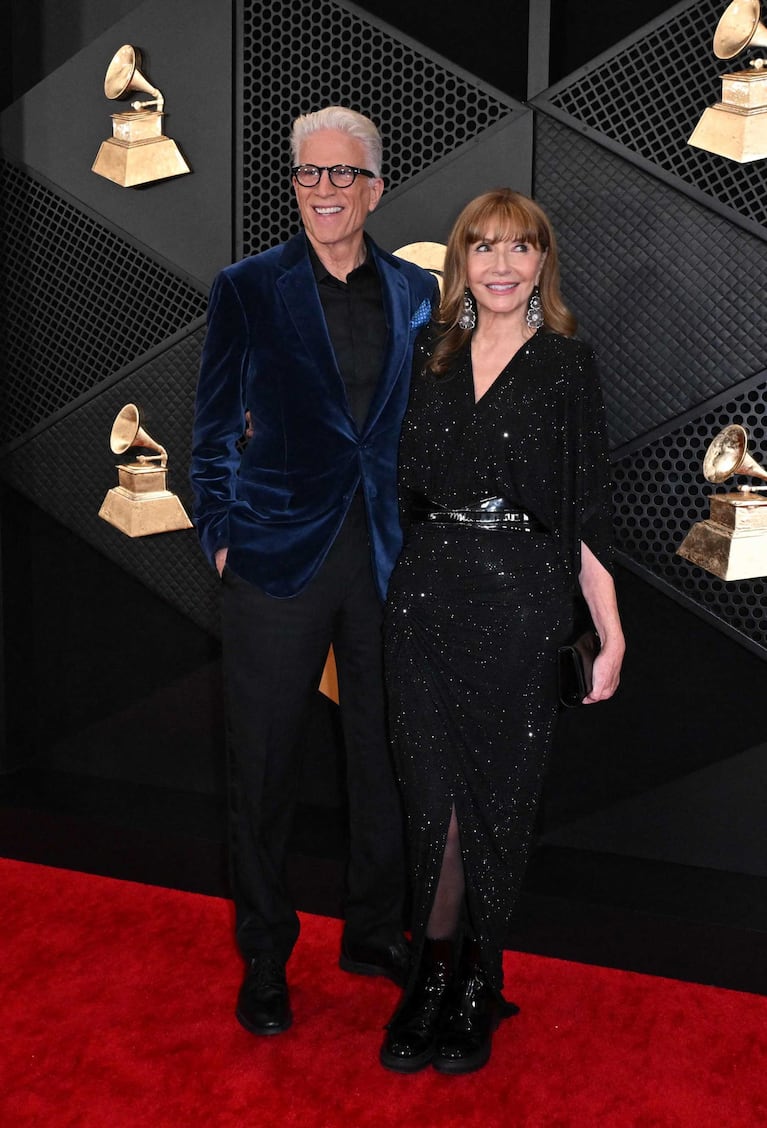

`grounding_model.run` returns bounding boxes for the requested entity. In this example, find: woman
[381,189,624,1075]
